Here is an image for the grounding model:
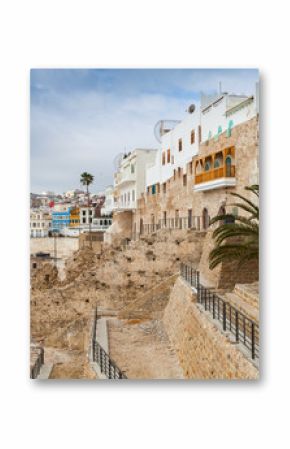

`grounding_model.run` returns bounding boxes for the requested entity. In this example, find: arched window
[225,156,232,176]
[202,208,209,230]
[214,159,220,168]
[205,161,211,171]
